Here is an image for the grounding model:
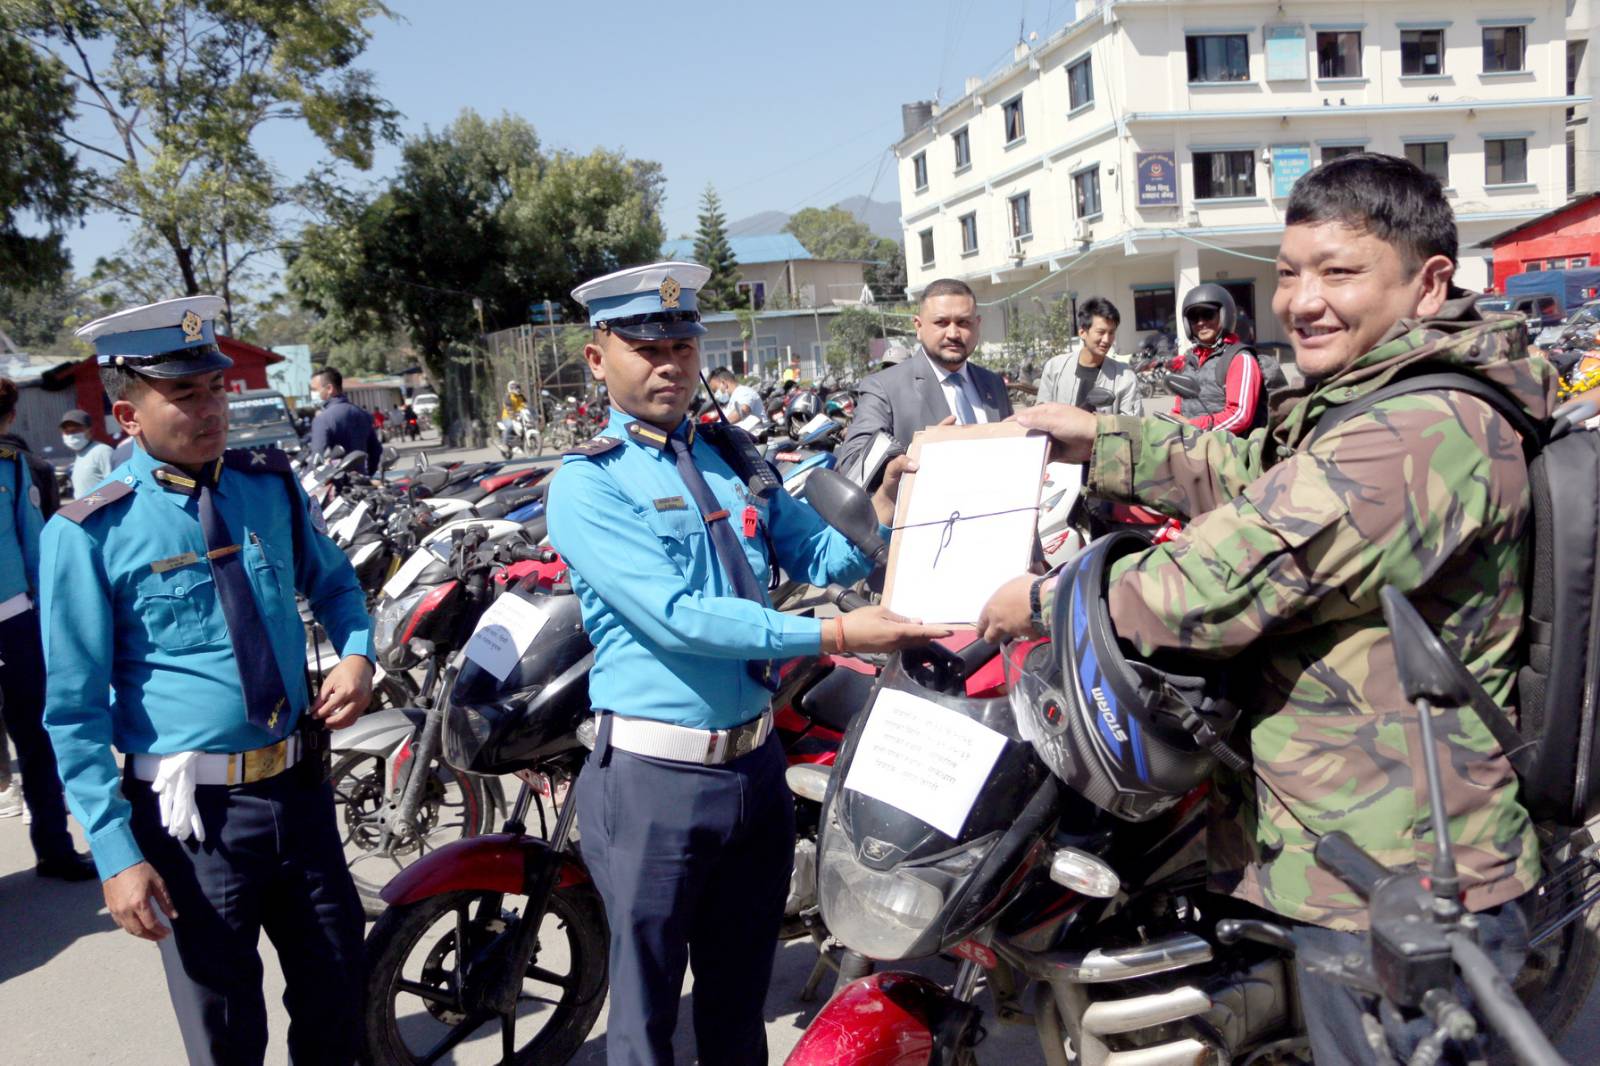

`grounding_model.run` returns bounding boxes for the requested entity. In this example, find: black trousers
[1289,901,1529,1065]
[127,762,365,1066]
[0,609,75,861]
[576,723,795,1066]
